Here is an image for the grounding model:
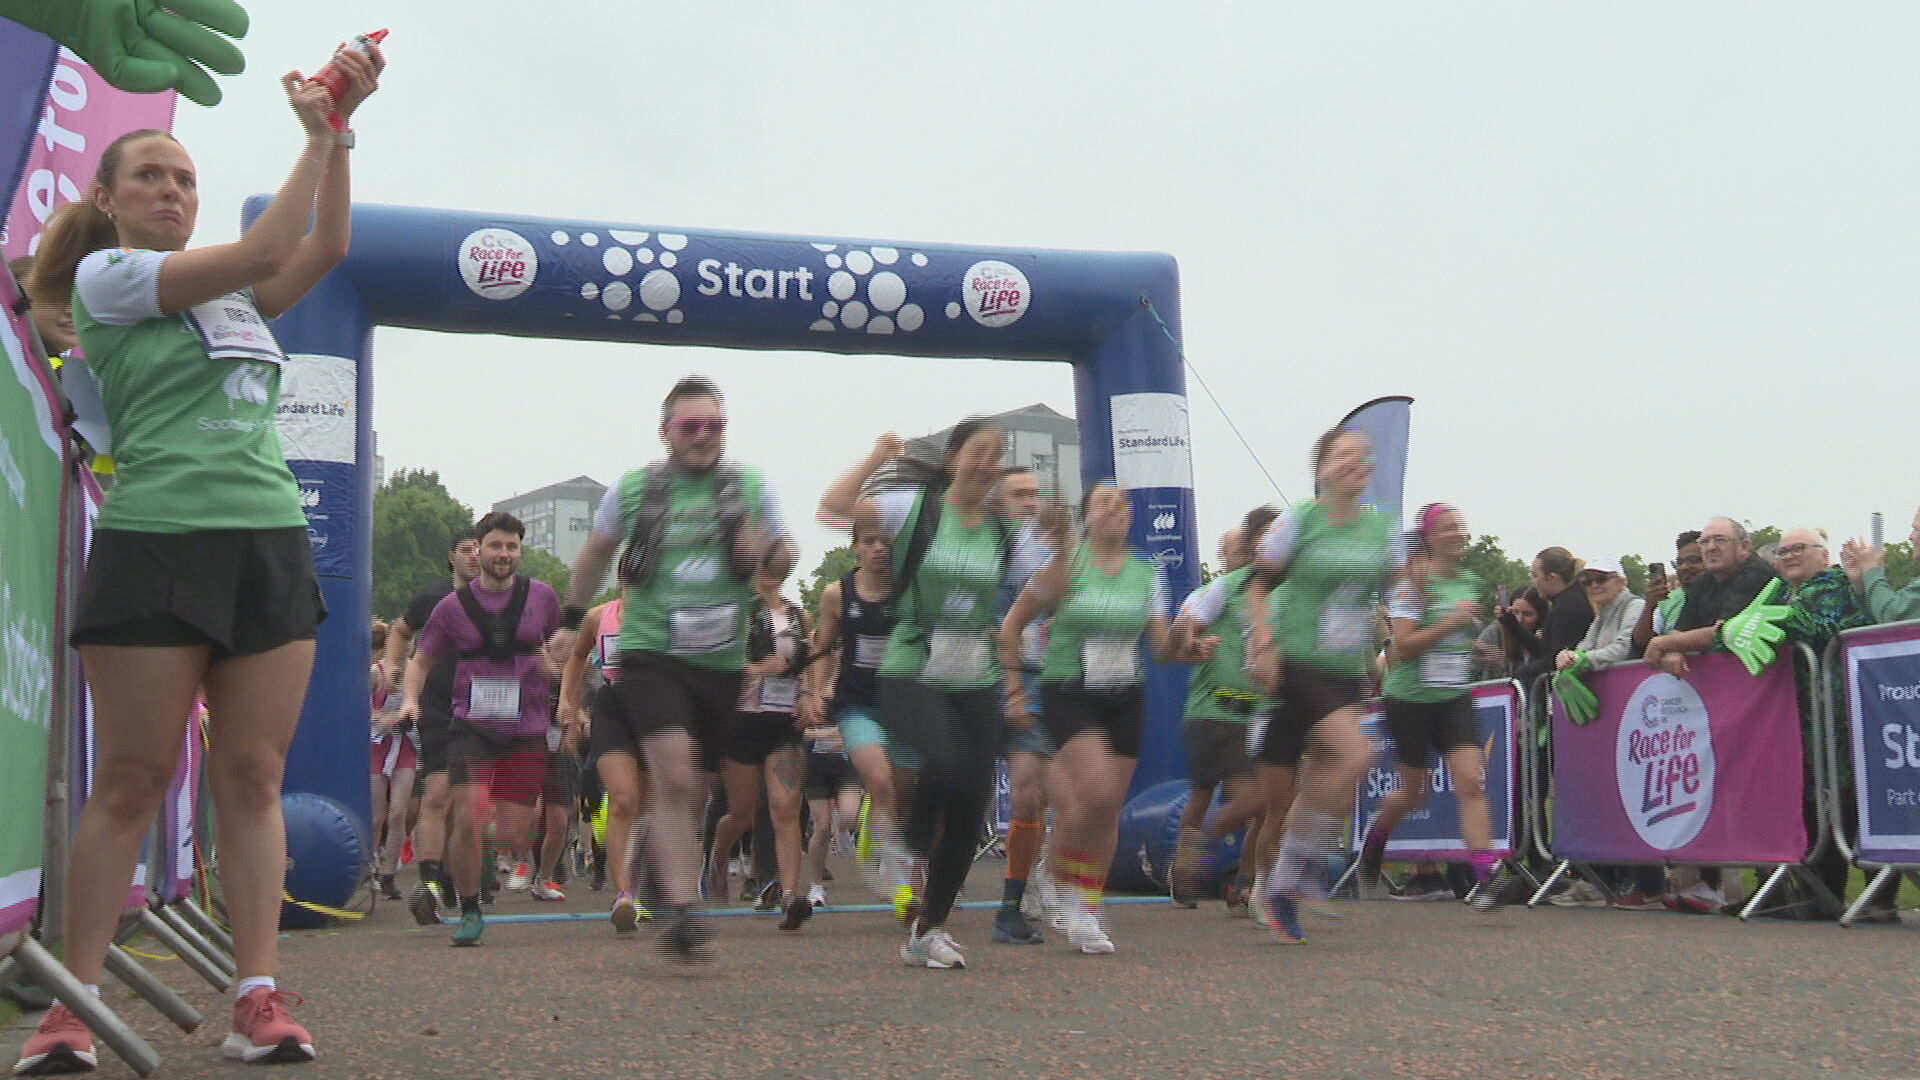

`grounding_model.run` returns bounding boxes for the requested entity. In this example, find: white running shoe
[807,884,828,908]
[900,924,966,969]
[1067,908,1116,955]
[505,862,533,892]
